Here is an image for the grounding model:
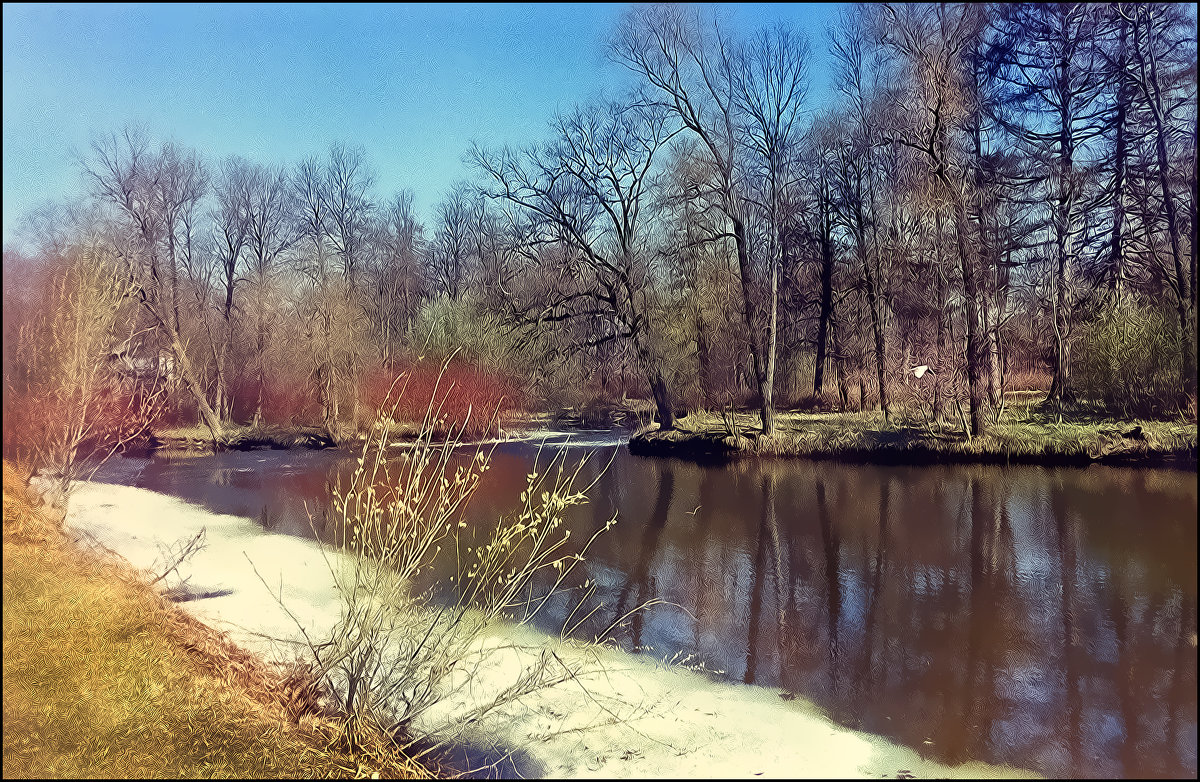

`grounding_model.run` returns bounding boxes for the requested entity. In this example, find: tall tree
[797,114,845,400]
[474,99,681,428]
[368,190,425,365]
[82,127,224,441]
[1122,2,1197,396]
[243,162,296,427]
[209,156,255,420]
[831,12,893,421]
[992,3,1109,403]
[733,23,811,425]
[614,6,811,435]
[879,2,994,436]
[292,155,340,441]
[324,144,375,432]
[429,183,474,302]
